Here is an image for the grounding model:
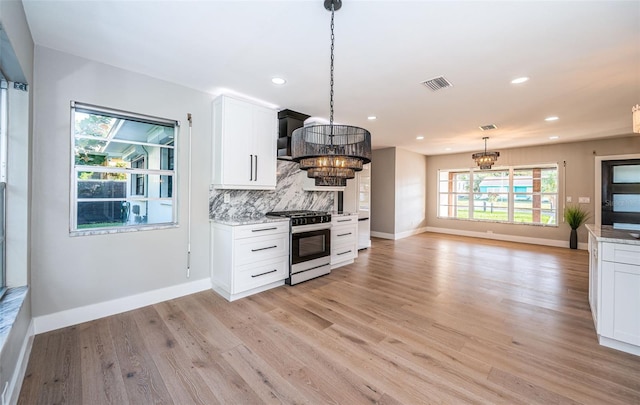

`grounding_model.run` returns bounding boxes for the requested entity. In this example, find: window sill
[0,286,28,354]
[436,216,559,228]
[70,223,178,237]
